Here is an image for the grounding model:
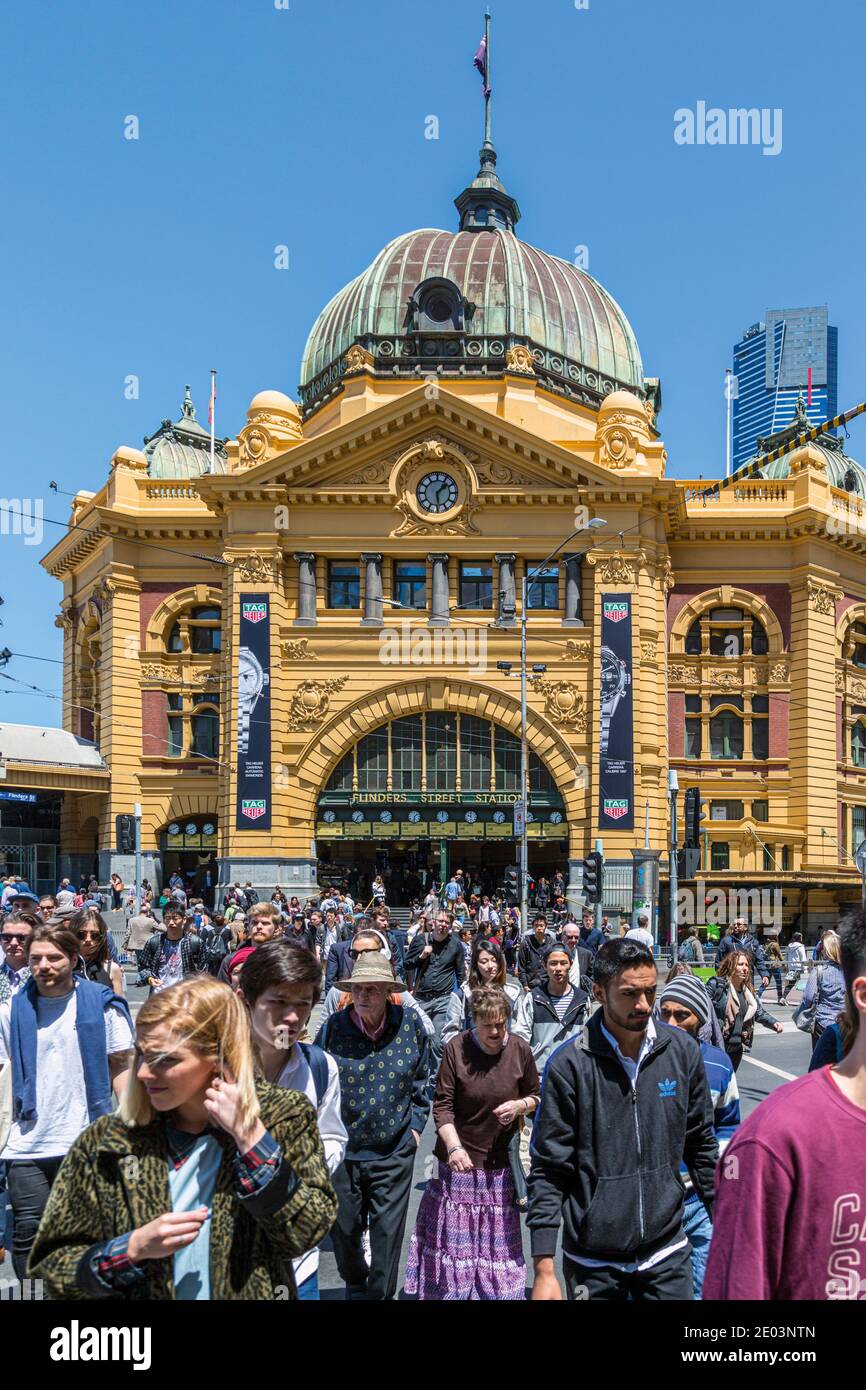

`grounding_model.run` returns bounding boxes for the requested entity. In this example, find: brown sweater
[433,1031,540,1170]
